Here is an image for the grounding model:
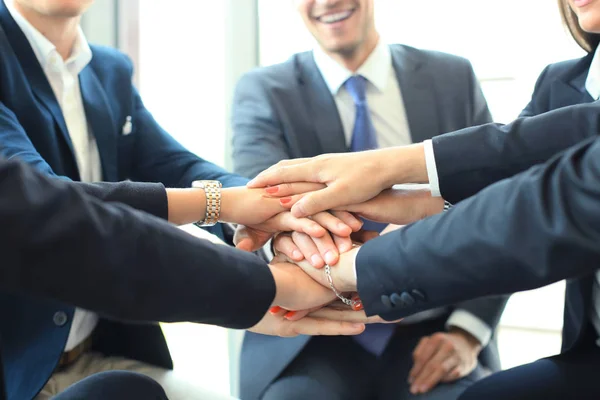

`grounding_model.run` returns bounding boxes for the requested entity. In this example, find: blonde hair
[558,0,600,52]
